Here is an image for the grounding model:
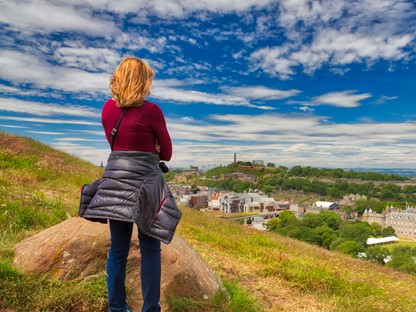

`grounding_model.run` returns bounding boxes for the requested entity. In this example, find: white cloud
[51,141,110,166]
[314,91,372,108]
[0,116,100,126]
[54,47,120,72]
[103,0,274,16]
[0,0,115,36]
[0,98,101,118]
[250,0,415,78]
[113,33,168,54]
[0,50,109,93]
[223,86,301,100]
[27,131,64,135]
[372,95,398,105]
[152,86,275,110]
[54,137,107,142]
[0,125,28,129]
